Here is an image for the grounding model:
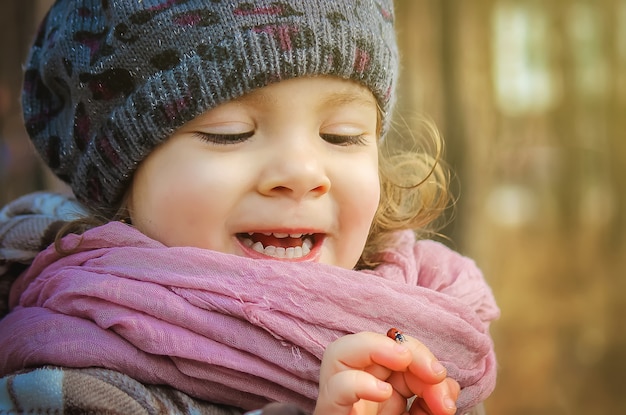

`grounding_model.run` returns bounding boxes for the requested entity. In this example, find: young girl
[0,1,499,414]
